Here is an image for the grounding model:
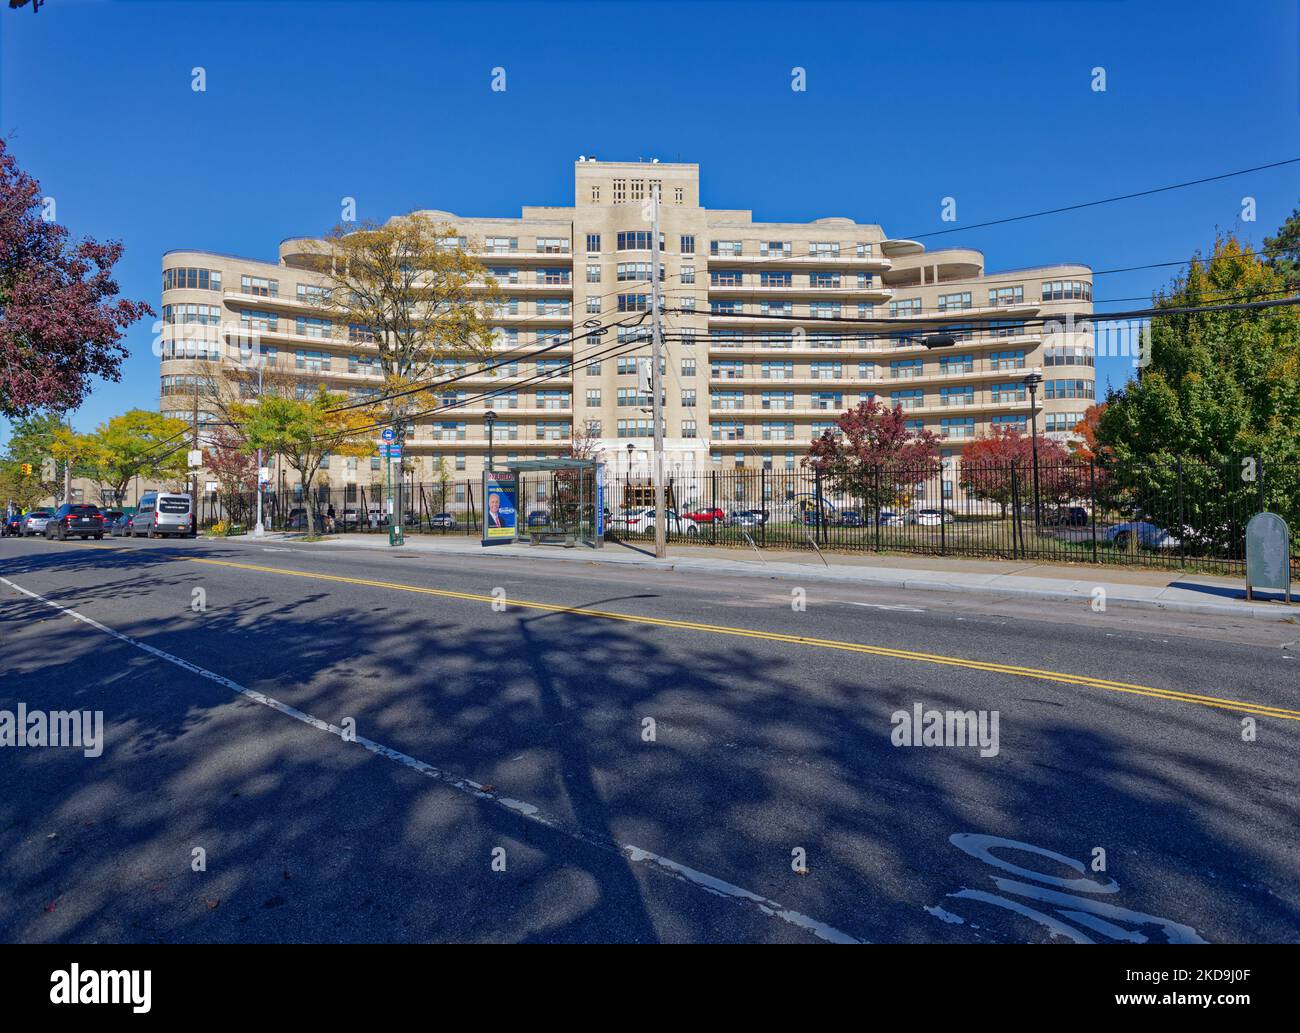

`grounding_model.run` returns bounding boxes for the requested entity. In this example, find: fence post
[814,467,823,545]
[939,462,947,556]
[1089,458,1098,564]
[759,466,766,548]
[1177,455,1185,569]
[873,466,881,552]
[711,469,717,546]
[1010,462,1023,560]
